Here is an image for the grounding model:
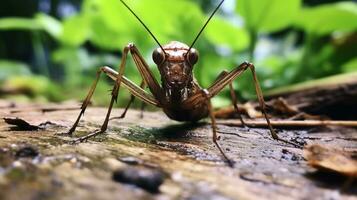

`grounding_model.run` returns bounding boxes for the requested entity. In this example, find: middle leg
[202,89,235,167]
[110,81,146,120]
[213,70,247,126]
